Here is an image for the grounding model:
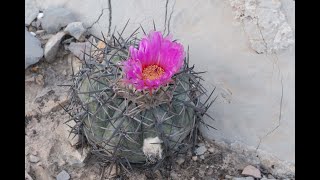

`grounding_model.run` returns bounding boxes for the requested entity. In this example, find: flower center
[142,65,165,80]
